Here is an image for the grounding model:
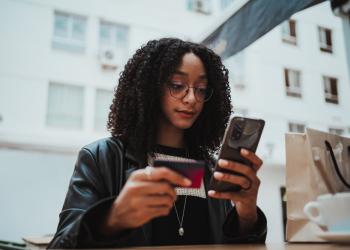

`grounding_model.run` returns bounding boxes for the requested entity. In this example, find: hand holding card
[153,159,205,188]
